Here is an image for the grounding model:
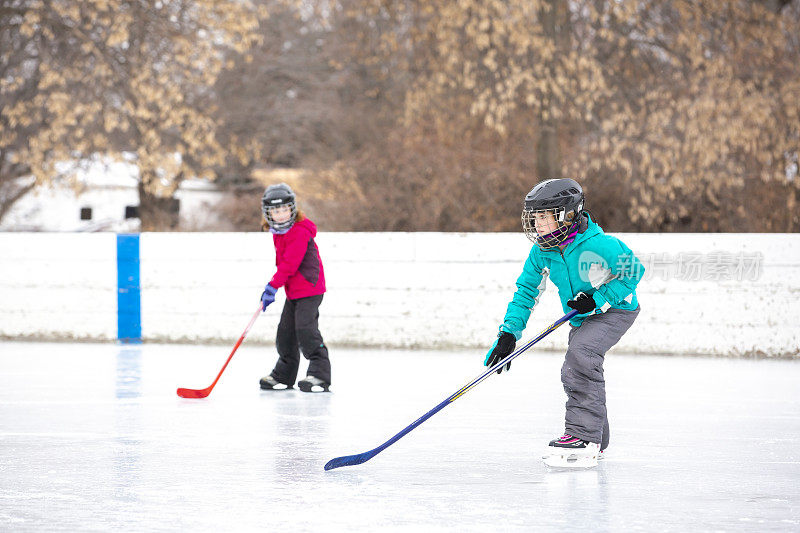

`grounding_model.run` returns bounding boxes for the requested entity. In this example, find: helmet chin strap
[269,225,292,235]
